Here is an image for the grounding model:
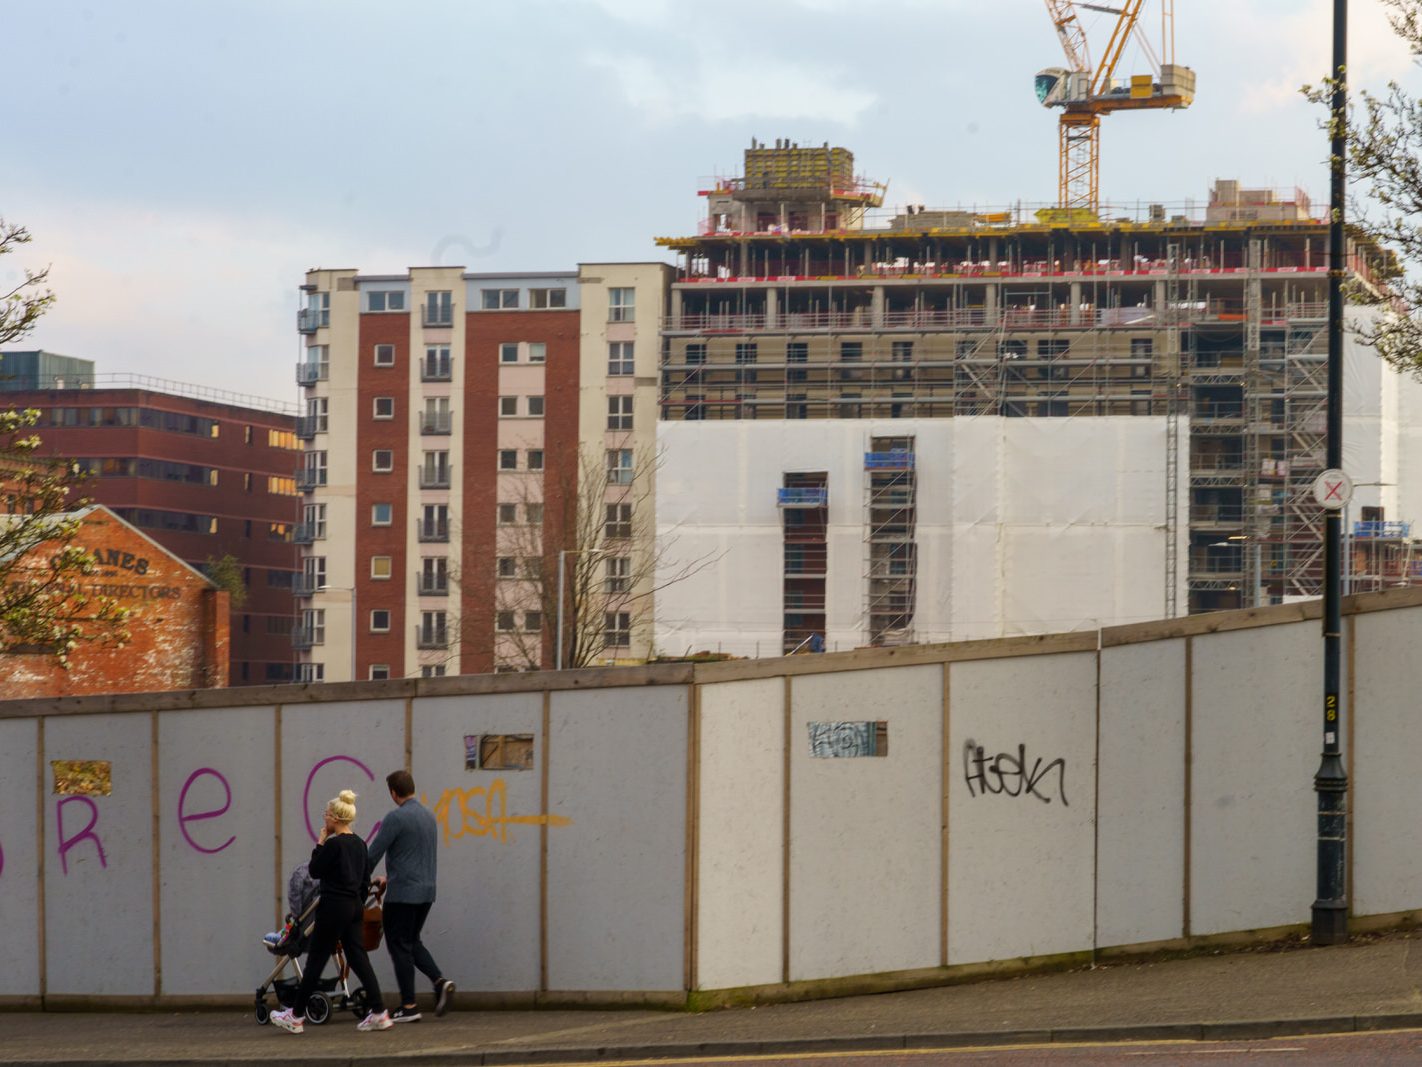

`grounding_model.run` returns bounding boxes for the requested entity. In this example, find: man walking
[366,769,455,1022]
